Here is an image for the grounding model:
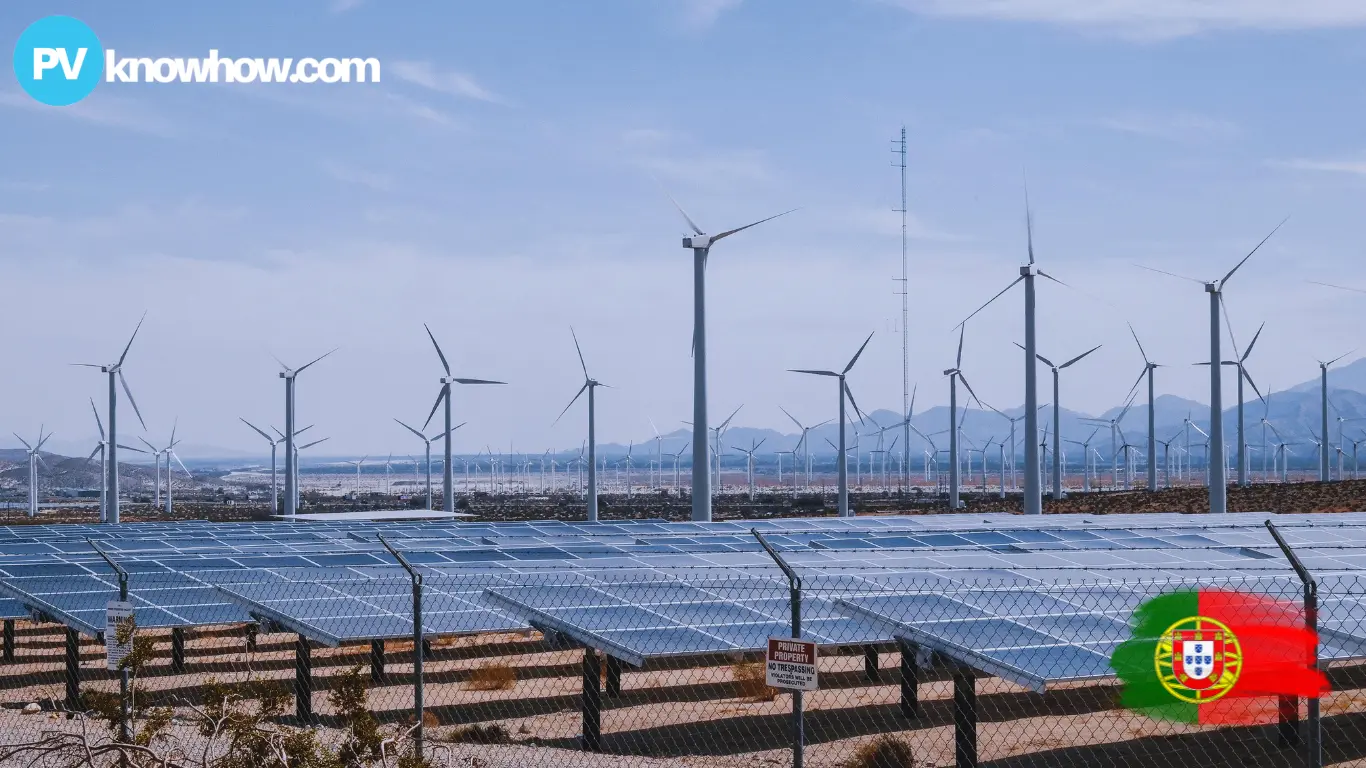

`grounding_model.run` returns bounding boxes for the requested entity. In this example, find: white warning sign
[105,601,135,671]
[766,637,818,691]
